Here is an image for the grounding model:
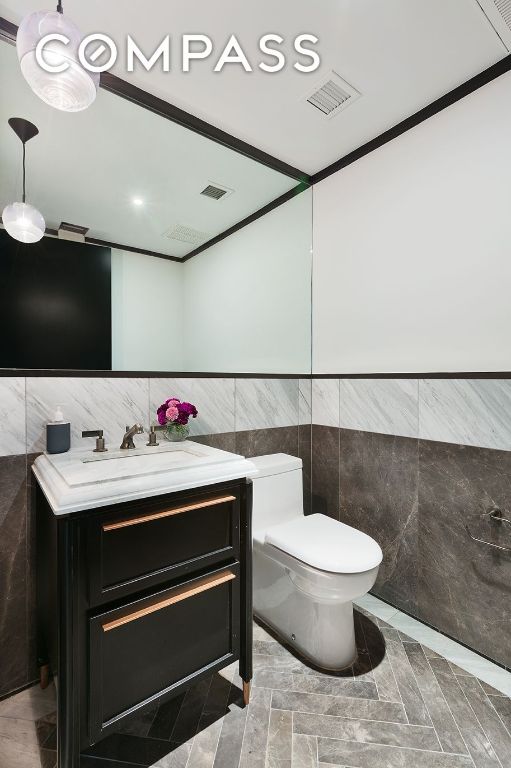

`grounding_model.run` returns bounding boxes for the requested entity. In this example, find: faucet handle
[82,429,107,453]
[147,424,165,447]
